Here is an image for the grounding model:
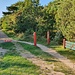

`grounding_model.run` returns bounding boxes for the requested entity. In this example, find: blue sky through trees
[0,0,53,17]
